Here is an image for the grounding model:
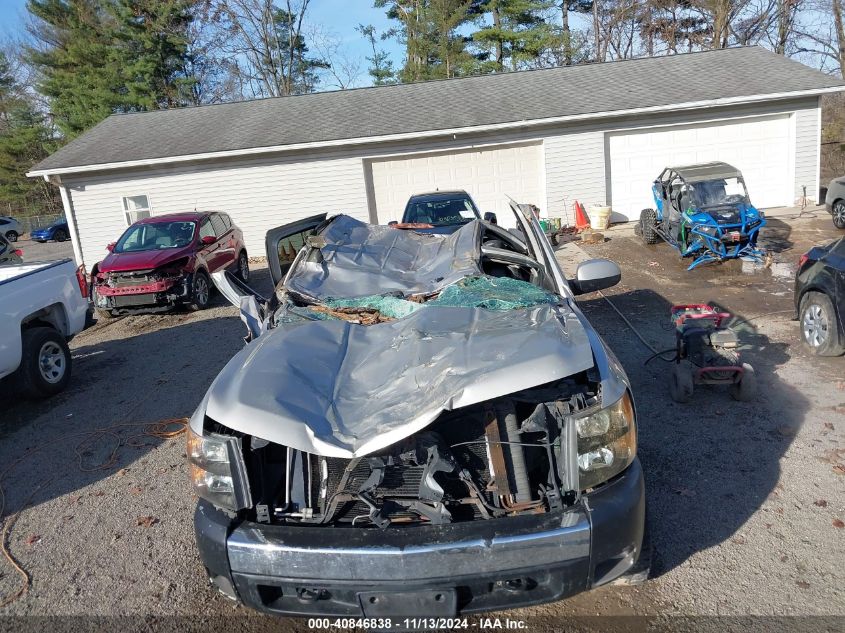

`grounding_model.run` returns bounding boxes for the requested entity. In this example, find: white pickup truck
[0,259,89,398]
